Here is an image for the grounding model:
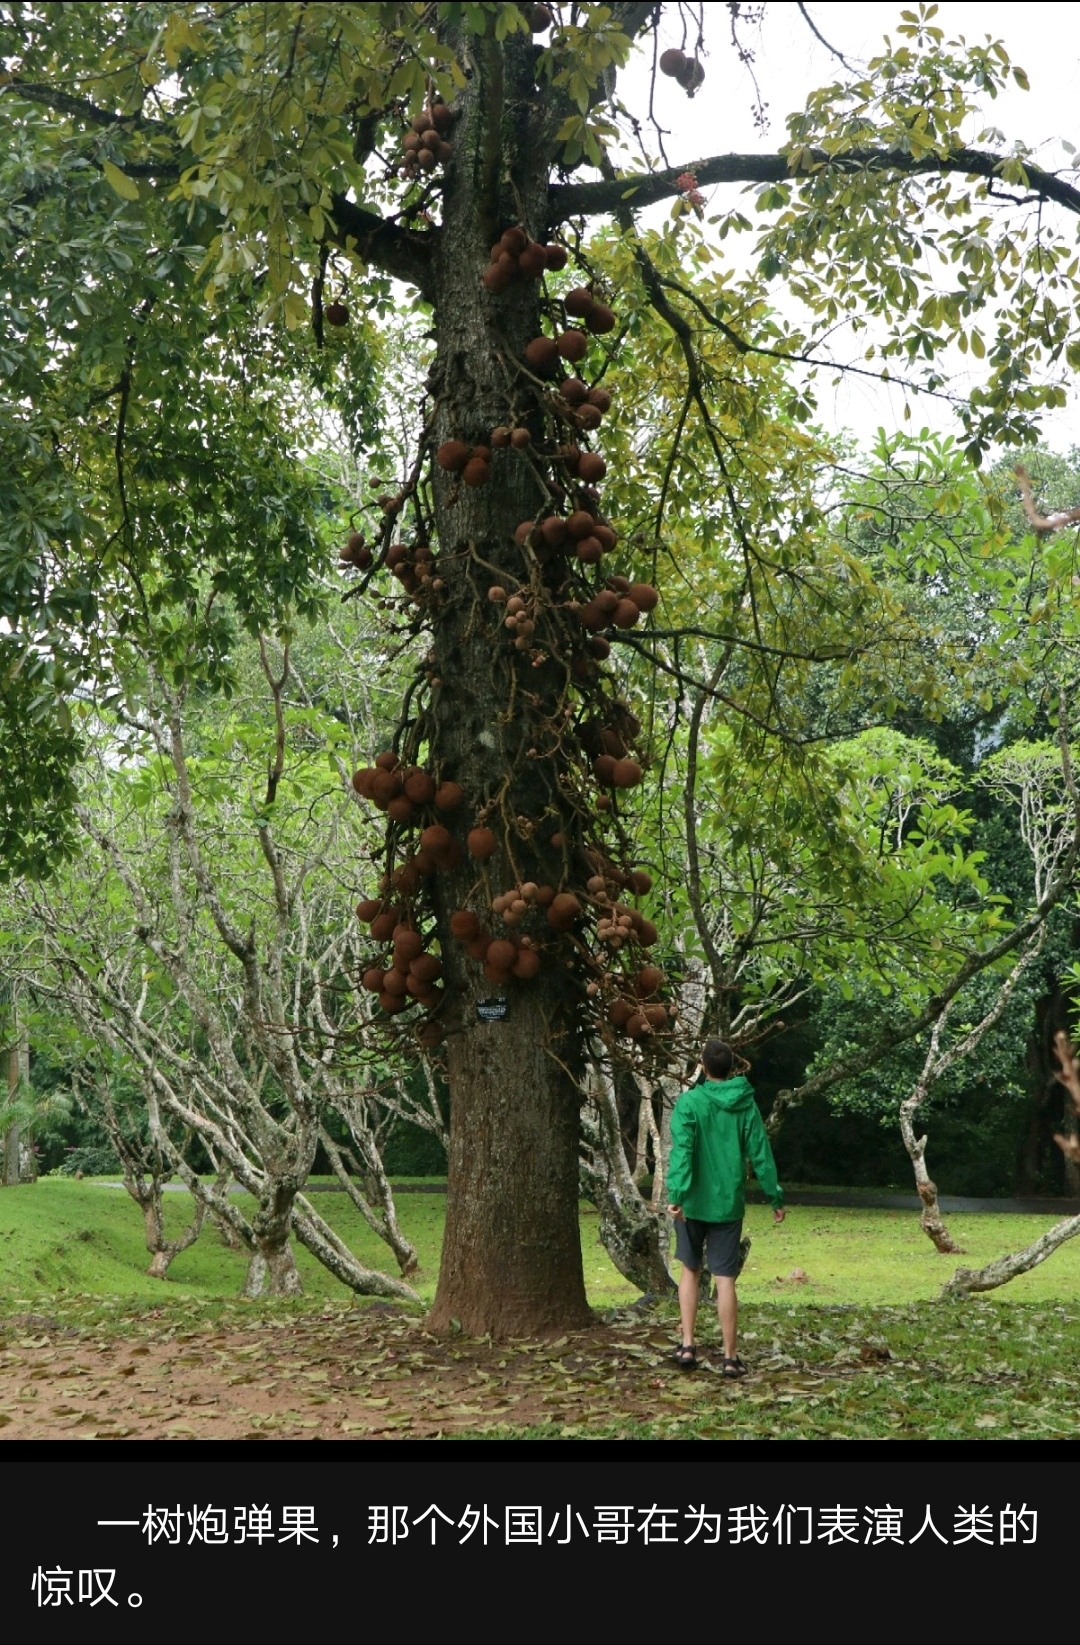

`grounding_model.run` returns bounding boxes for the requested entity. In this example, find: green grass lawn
[3,1179,1080,1439]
